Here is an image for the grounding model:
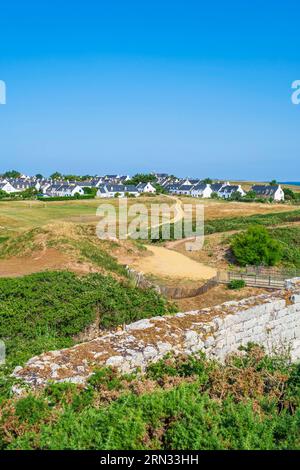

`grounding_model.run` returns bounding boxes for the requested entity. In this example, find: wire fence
[217,266,300,289]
